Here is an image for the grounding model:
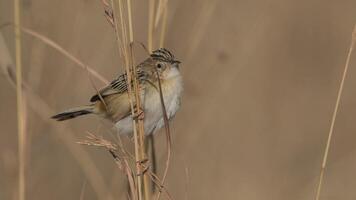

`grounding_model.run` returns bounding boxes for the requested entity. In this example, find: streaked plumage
[52,48,183,135]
